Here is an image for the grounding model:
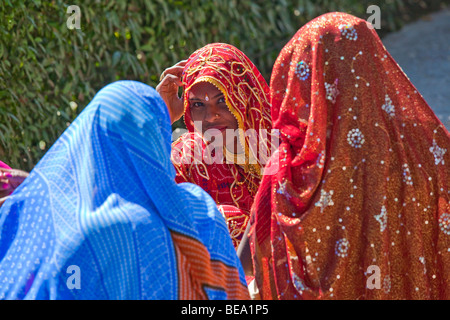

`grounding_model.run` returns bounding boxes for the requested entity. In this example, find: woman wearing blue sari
[0,81,248,300]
